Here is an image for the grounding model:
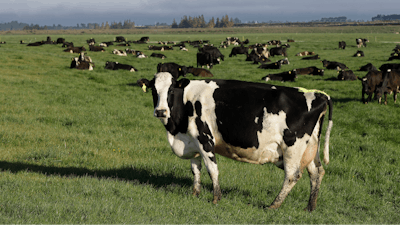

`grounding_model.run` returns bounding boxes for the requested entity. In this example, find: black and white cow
[157,62,188,79]
[337,70,357,81]
[321,59,348,70]
[358,70,383,104]
[356,38,369,48]
[269,46,287,57]
[197,52,214,69]
[115,36,126,42]
[353,50,365,57]
[137,72,333,212]
[150,53,167,59]
[258,62,282,69]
